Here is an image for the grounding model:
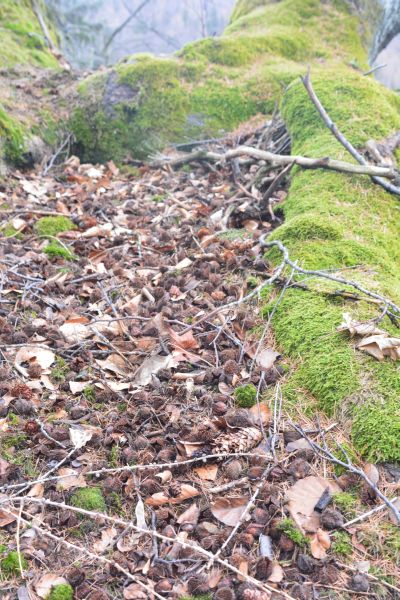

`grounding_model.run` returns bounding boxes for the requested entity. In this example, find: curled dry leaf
[27,483,44,498]
[135,497,147,530]
[69,425,94,449]
[35,575,69,599]
[310,528,331,560]
[0,508,16,527]
[145,484,200,506]
[287,476,340,533]
[134,354,178,387]
[211,496,249,527]
[60,318,91,343]
[194,464,218,481]
[93,527,117,553]
[249,402,271,426]
[168,328,199,351]
[155,470,173,483]
[15,346,55,377]
[96,354,130,377]
[338,313,386,337]
[364,463,380,485]
[268,562,284,583]
[177,503,200,527]
[69,381,90,394]
[357,335,400,361]
[56,468,87,491]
